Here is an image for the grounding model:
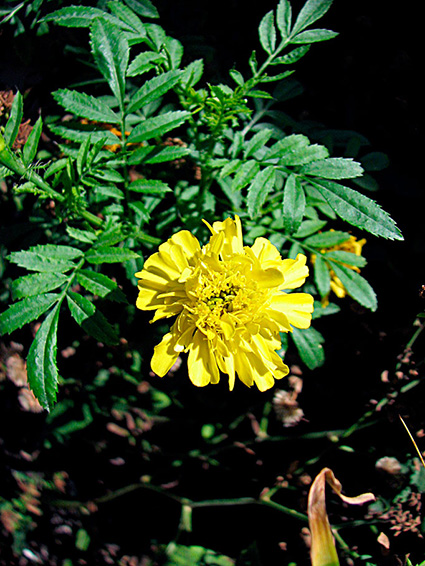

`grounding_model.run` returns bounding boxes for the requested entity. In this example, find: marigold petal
[270,293,314,329]
[151,332,180,377]
[209,215,244,257]
[250,237,282,263]
[280,254,309,290]
[187,331,220,386]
